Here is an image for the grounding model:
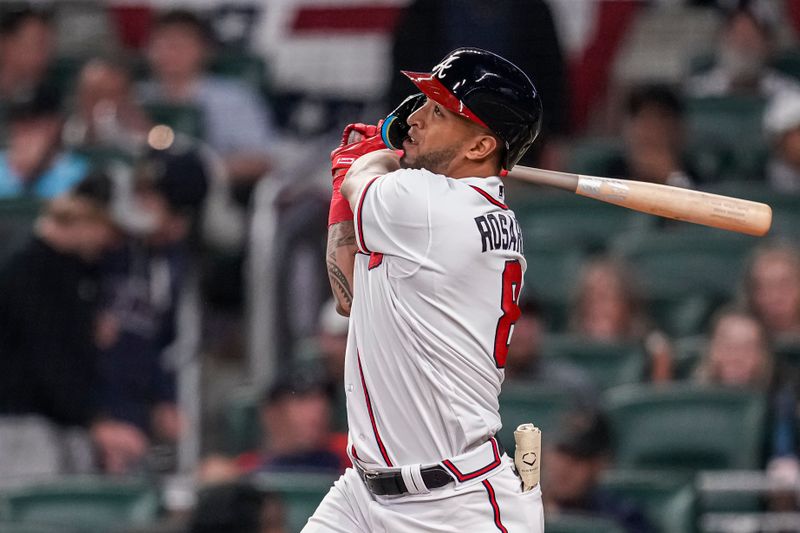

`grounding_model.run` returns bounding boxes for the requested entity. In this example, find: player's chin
[399,154,418,170]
